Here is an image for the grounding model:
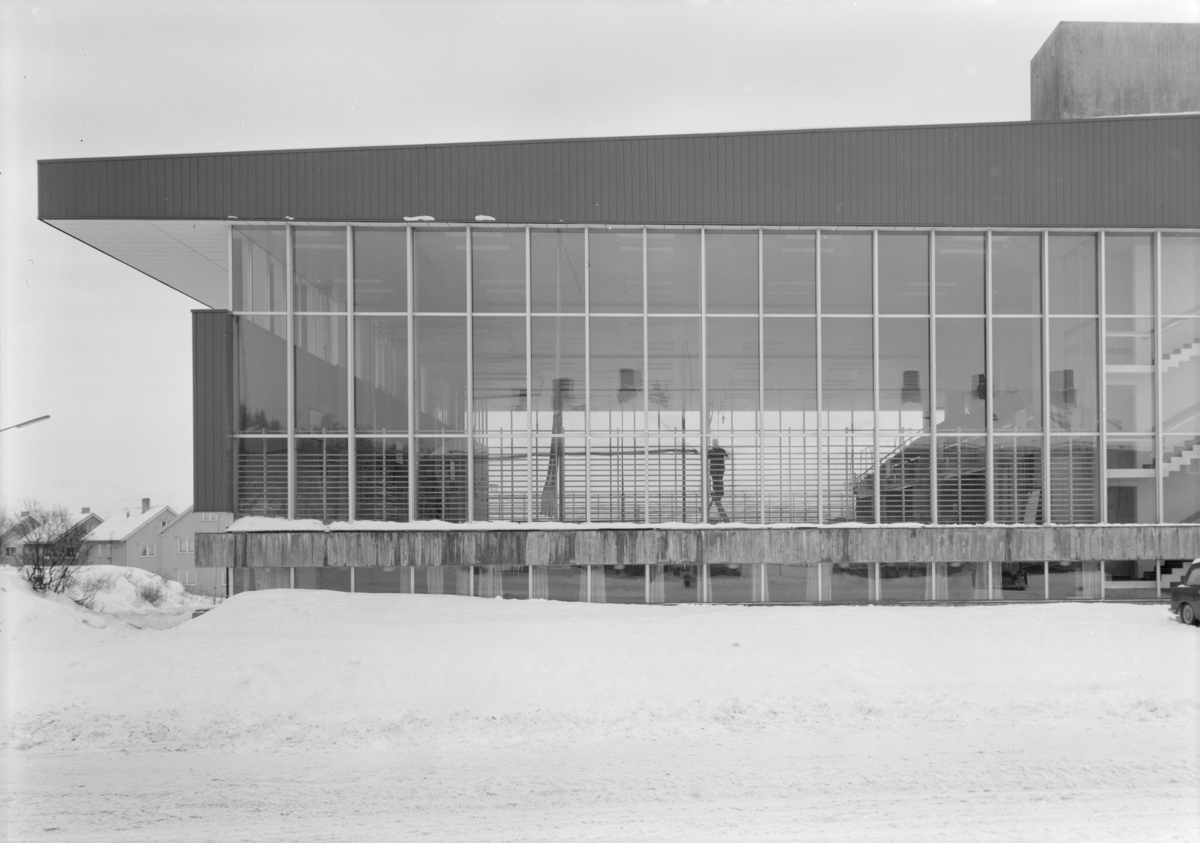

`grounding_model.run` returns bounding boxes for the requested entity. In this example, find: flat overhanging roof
[38,115,1200,307]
